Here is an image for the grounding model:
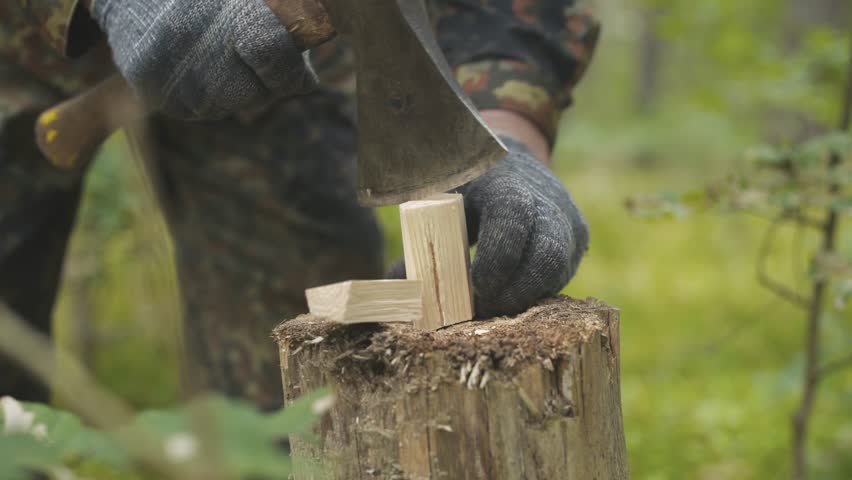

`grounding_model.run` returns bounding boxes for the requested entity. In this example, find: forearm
[480,109,551,165]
